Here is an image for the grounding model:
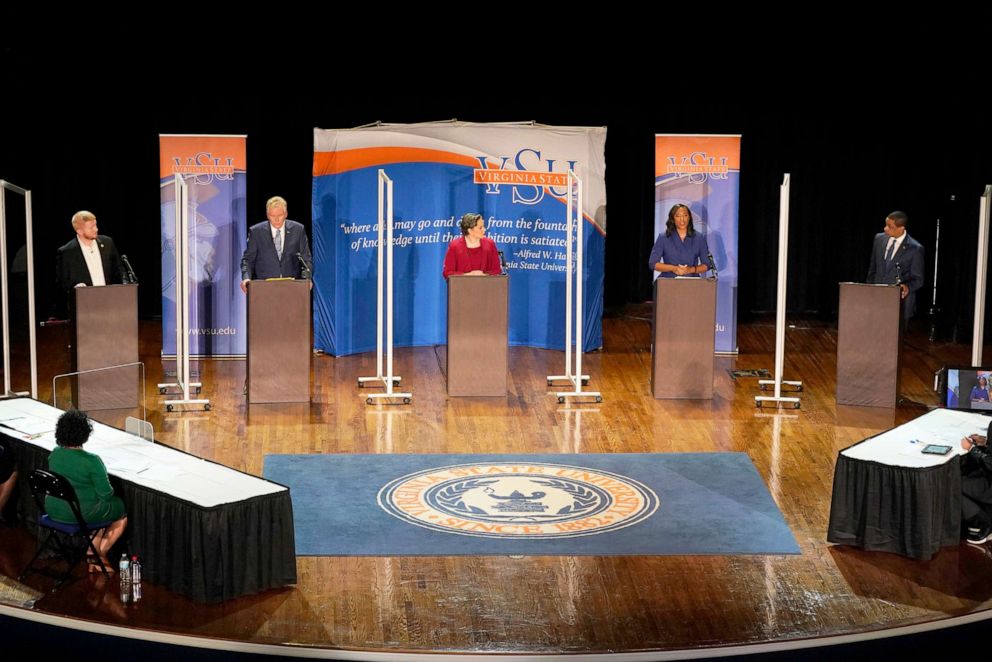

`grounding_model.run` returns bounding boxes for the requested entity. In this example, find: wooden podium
[836,283,902,408]
[447,275,508,397]
[651,277,716,399]
[247,279,311,404]
[72,284,139,410]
